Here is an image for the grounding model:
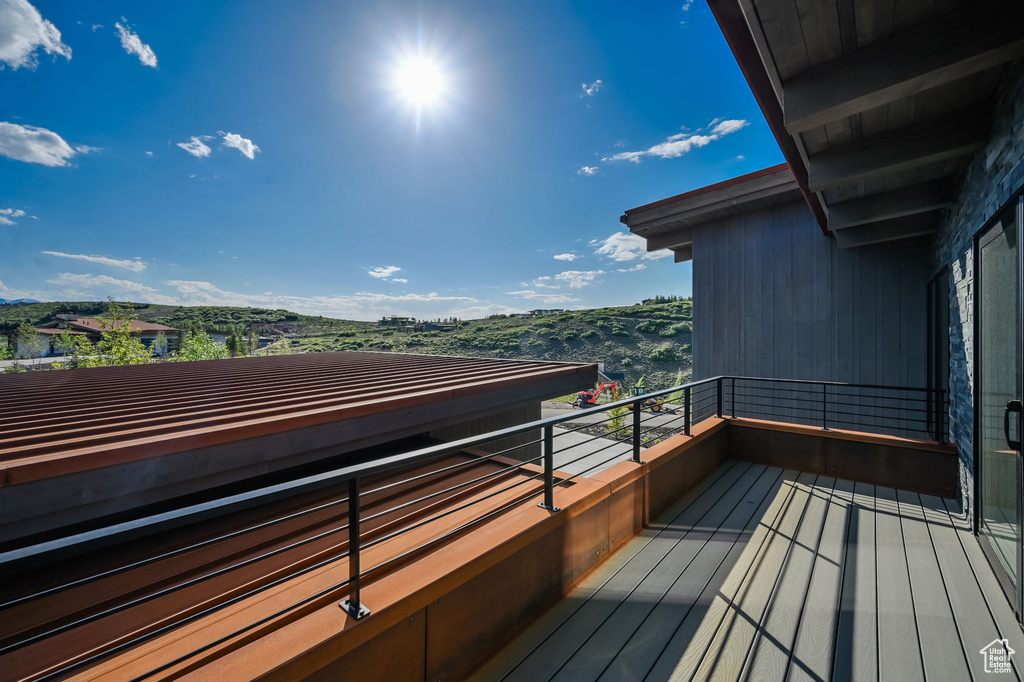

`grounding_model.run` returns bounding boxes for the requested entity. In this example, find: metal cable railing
[0,374,947,680]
